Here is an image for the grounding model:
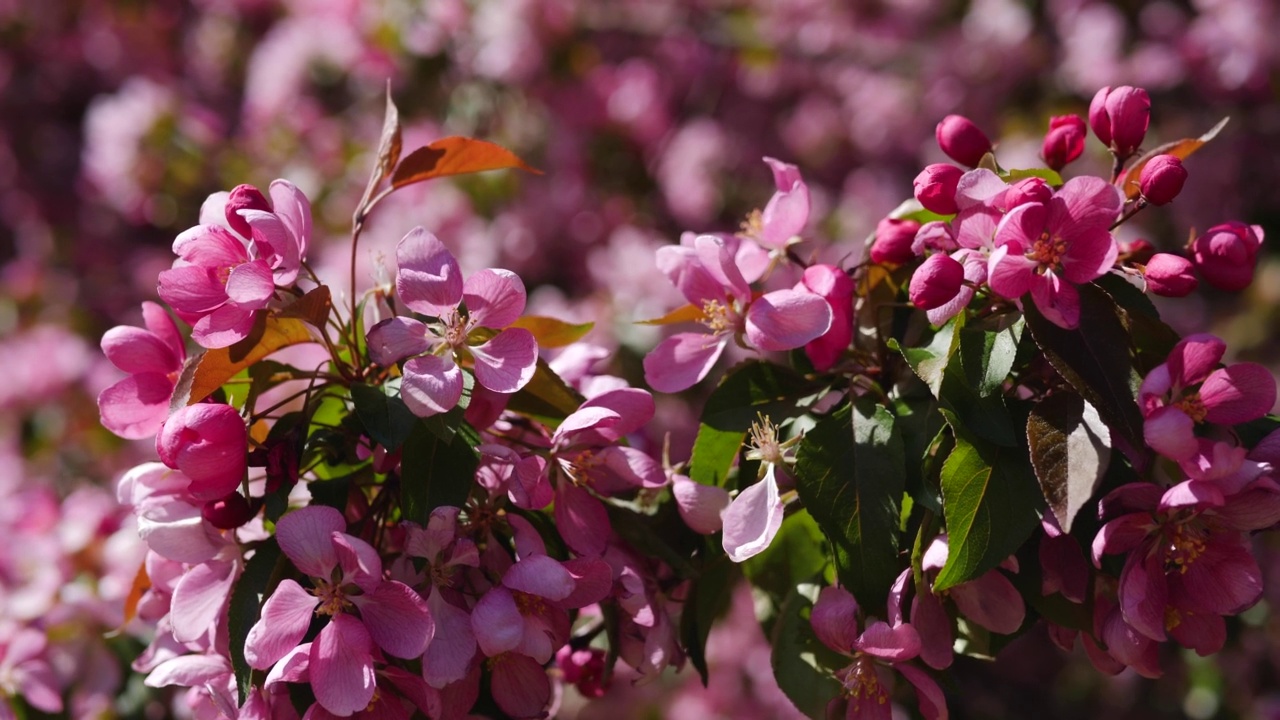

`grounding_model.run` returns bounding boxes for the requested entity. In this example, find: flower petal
[855,621,922,661]
[985,243,1038,300]
[744,289,832,352]
[275,505,345,578]
[102,326,181,375]
[554,484,611,557]
[471,587,523,657]
[1200,364,1276,425]
[244,579,320,670]
[225,259,276,307]
[351,581,434,659]
[1143,406,1198,461]
[1119,551,1168,641]
[470,328,537,393]
[396,227,463,315]
[503,555,575,602]
[367,317,431,366]
[810,586,860,652]
[490,653,551,719]
[310,615,377,717]
[98,374,175,440]
[721,466,784,563]
[950,571,1024,635]
[643,332,726,393]
[424,591,477,688]
[897,663,949,720]
[463,268,527,329]
[170,560,238,643]
[401,354,464,417]
[694,234,751,300]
